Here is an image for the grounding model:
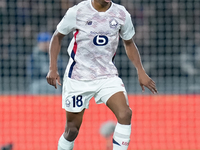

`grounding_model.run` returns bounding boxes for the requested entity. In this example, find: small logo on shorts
[65,99,71,107]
